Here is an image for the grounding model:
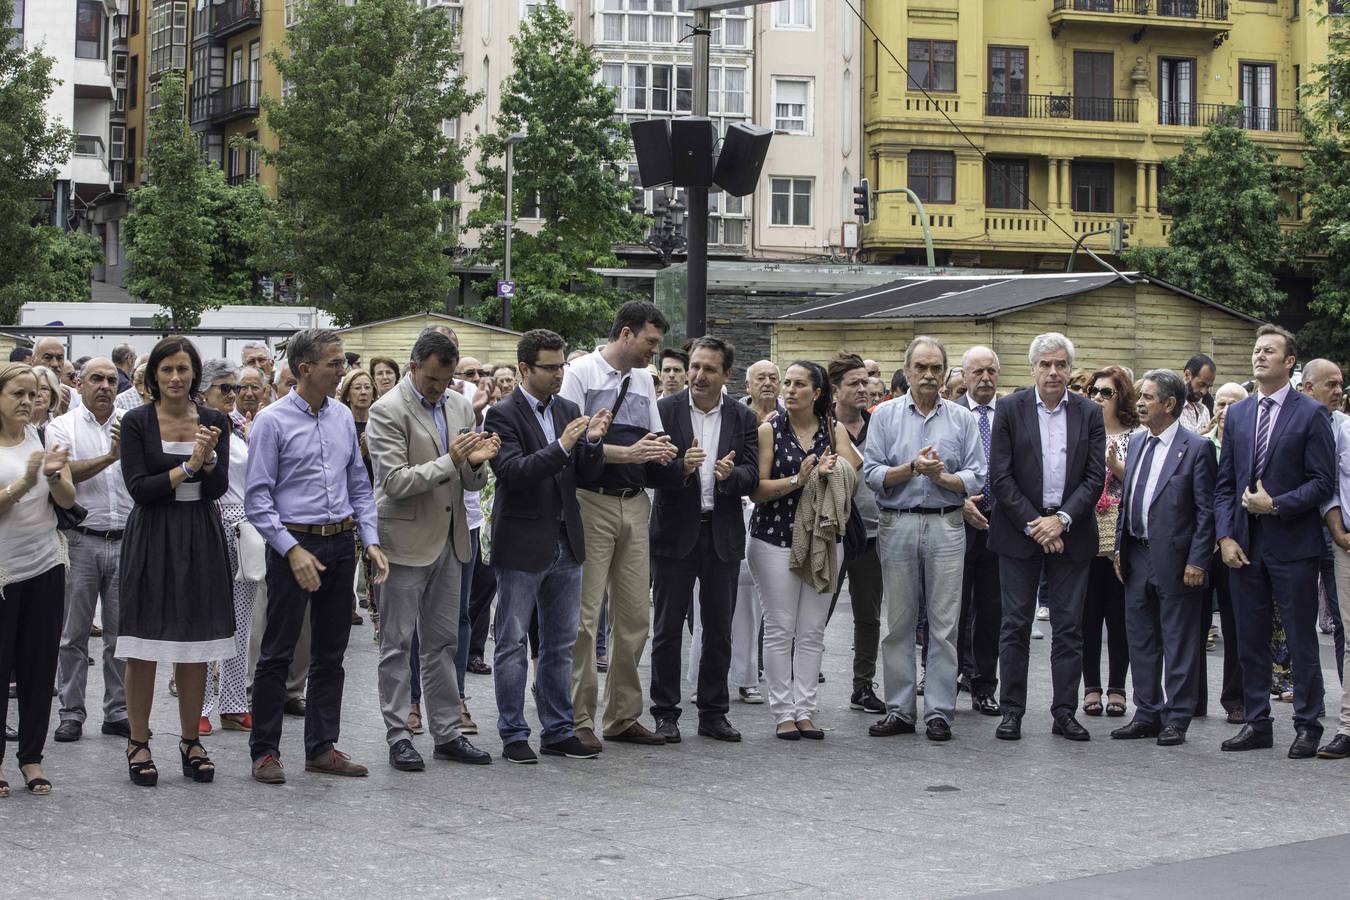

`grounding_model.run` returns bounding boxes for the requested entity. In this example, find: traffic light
[853,178,872,224]
[1111,218,1132,254]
